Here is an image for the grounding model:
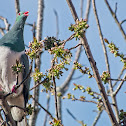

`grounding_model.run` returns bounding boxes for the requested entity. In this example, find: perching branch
[66,0,118,125]
[0,92,16,126]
